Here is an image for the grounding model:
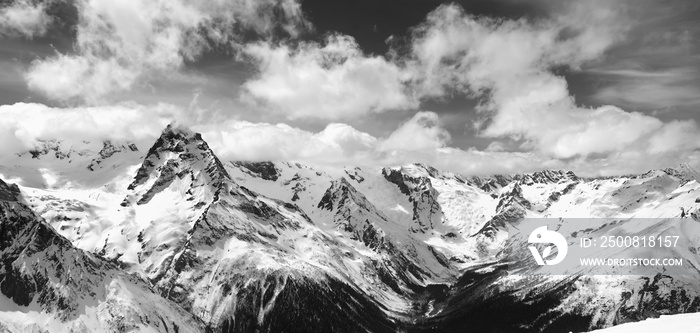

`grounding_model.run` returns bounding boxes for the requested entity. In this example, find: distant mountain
[2,124,700,332]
